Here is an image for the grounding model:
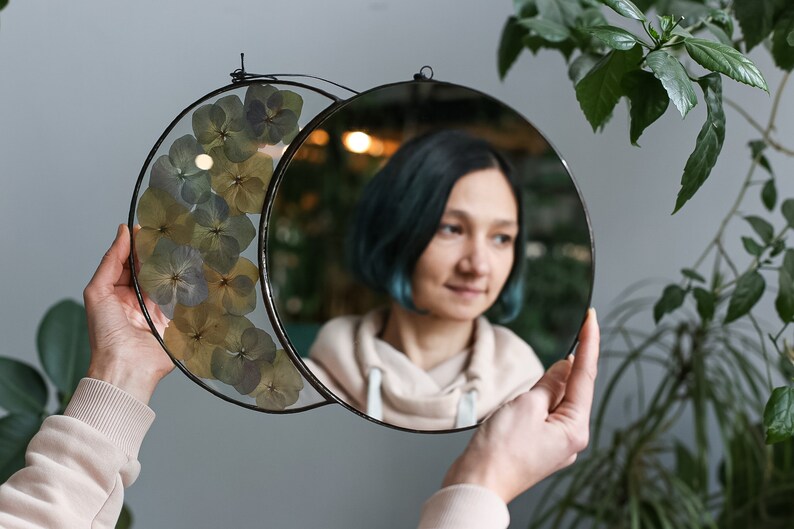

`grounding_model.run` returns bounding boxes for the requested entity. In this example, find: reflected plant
[150,135,211,206]
[191,194,255,274]
[192,94,258,163]
[204,257,259,316]
[209,150,273,215]
[250,349,304,410]
[135,187,195,259]
[137,239,208,318]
